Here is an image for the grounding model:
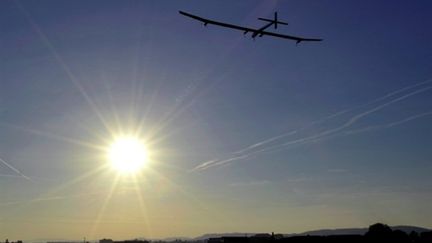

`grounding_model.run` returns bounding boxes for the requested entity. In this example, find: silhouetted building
[122,240,149,243]
[48,241,83,243]
[250,234,272,243]
[99,240,149,243]
[100,239,114,243]
[207,237,249,243]
[221,237,249,243]
[252,234,271,238]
